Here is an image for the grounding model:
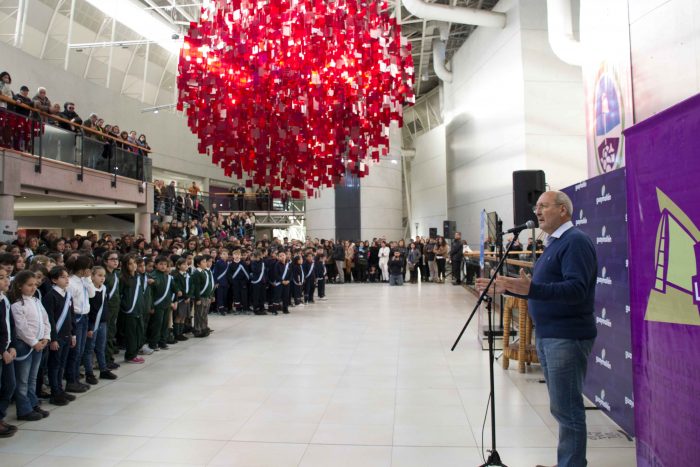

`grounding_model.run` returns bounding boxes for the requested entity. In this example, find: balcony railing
[0,95,151,186]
